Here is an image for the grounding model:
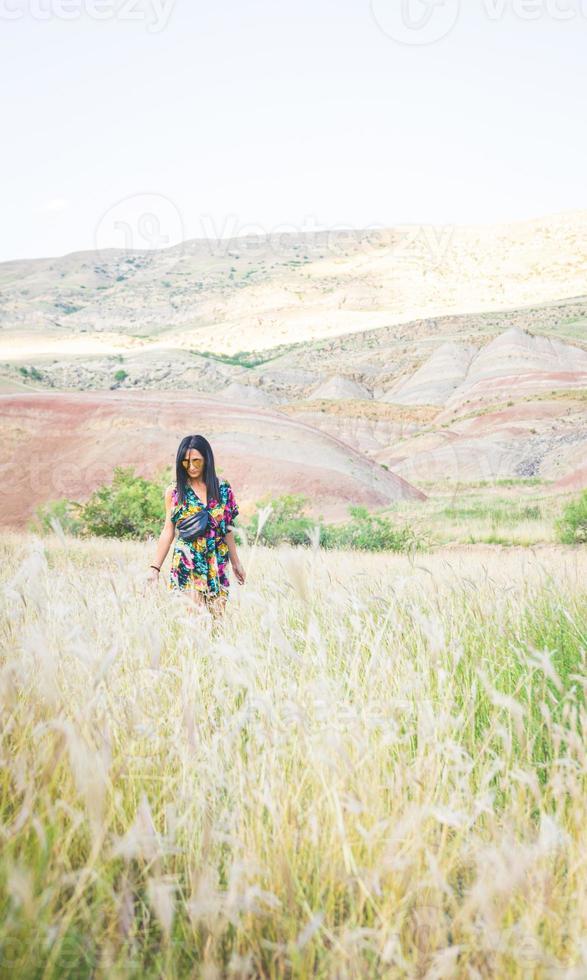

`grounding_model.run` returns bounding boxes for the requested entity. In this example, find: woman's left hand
[232,558,246,585]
